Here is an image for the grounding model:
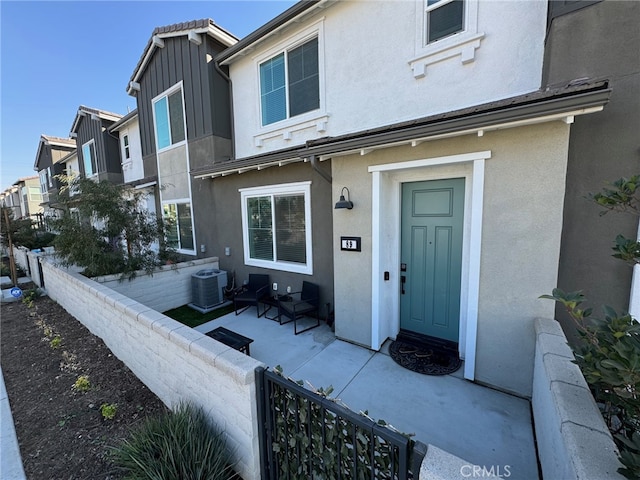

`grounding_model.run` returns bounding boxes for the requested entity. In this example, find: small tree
[52,176,175,278]
[0,206,55,251]
[542,175,640,479]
